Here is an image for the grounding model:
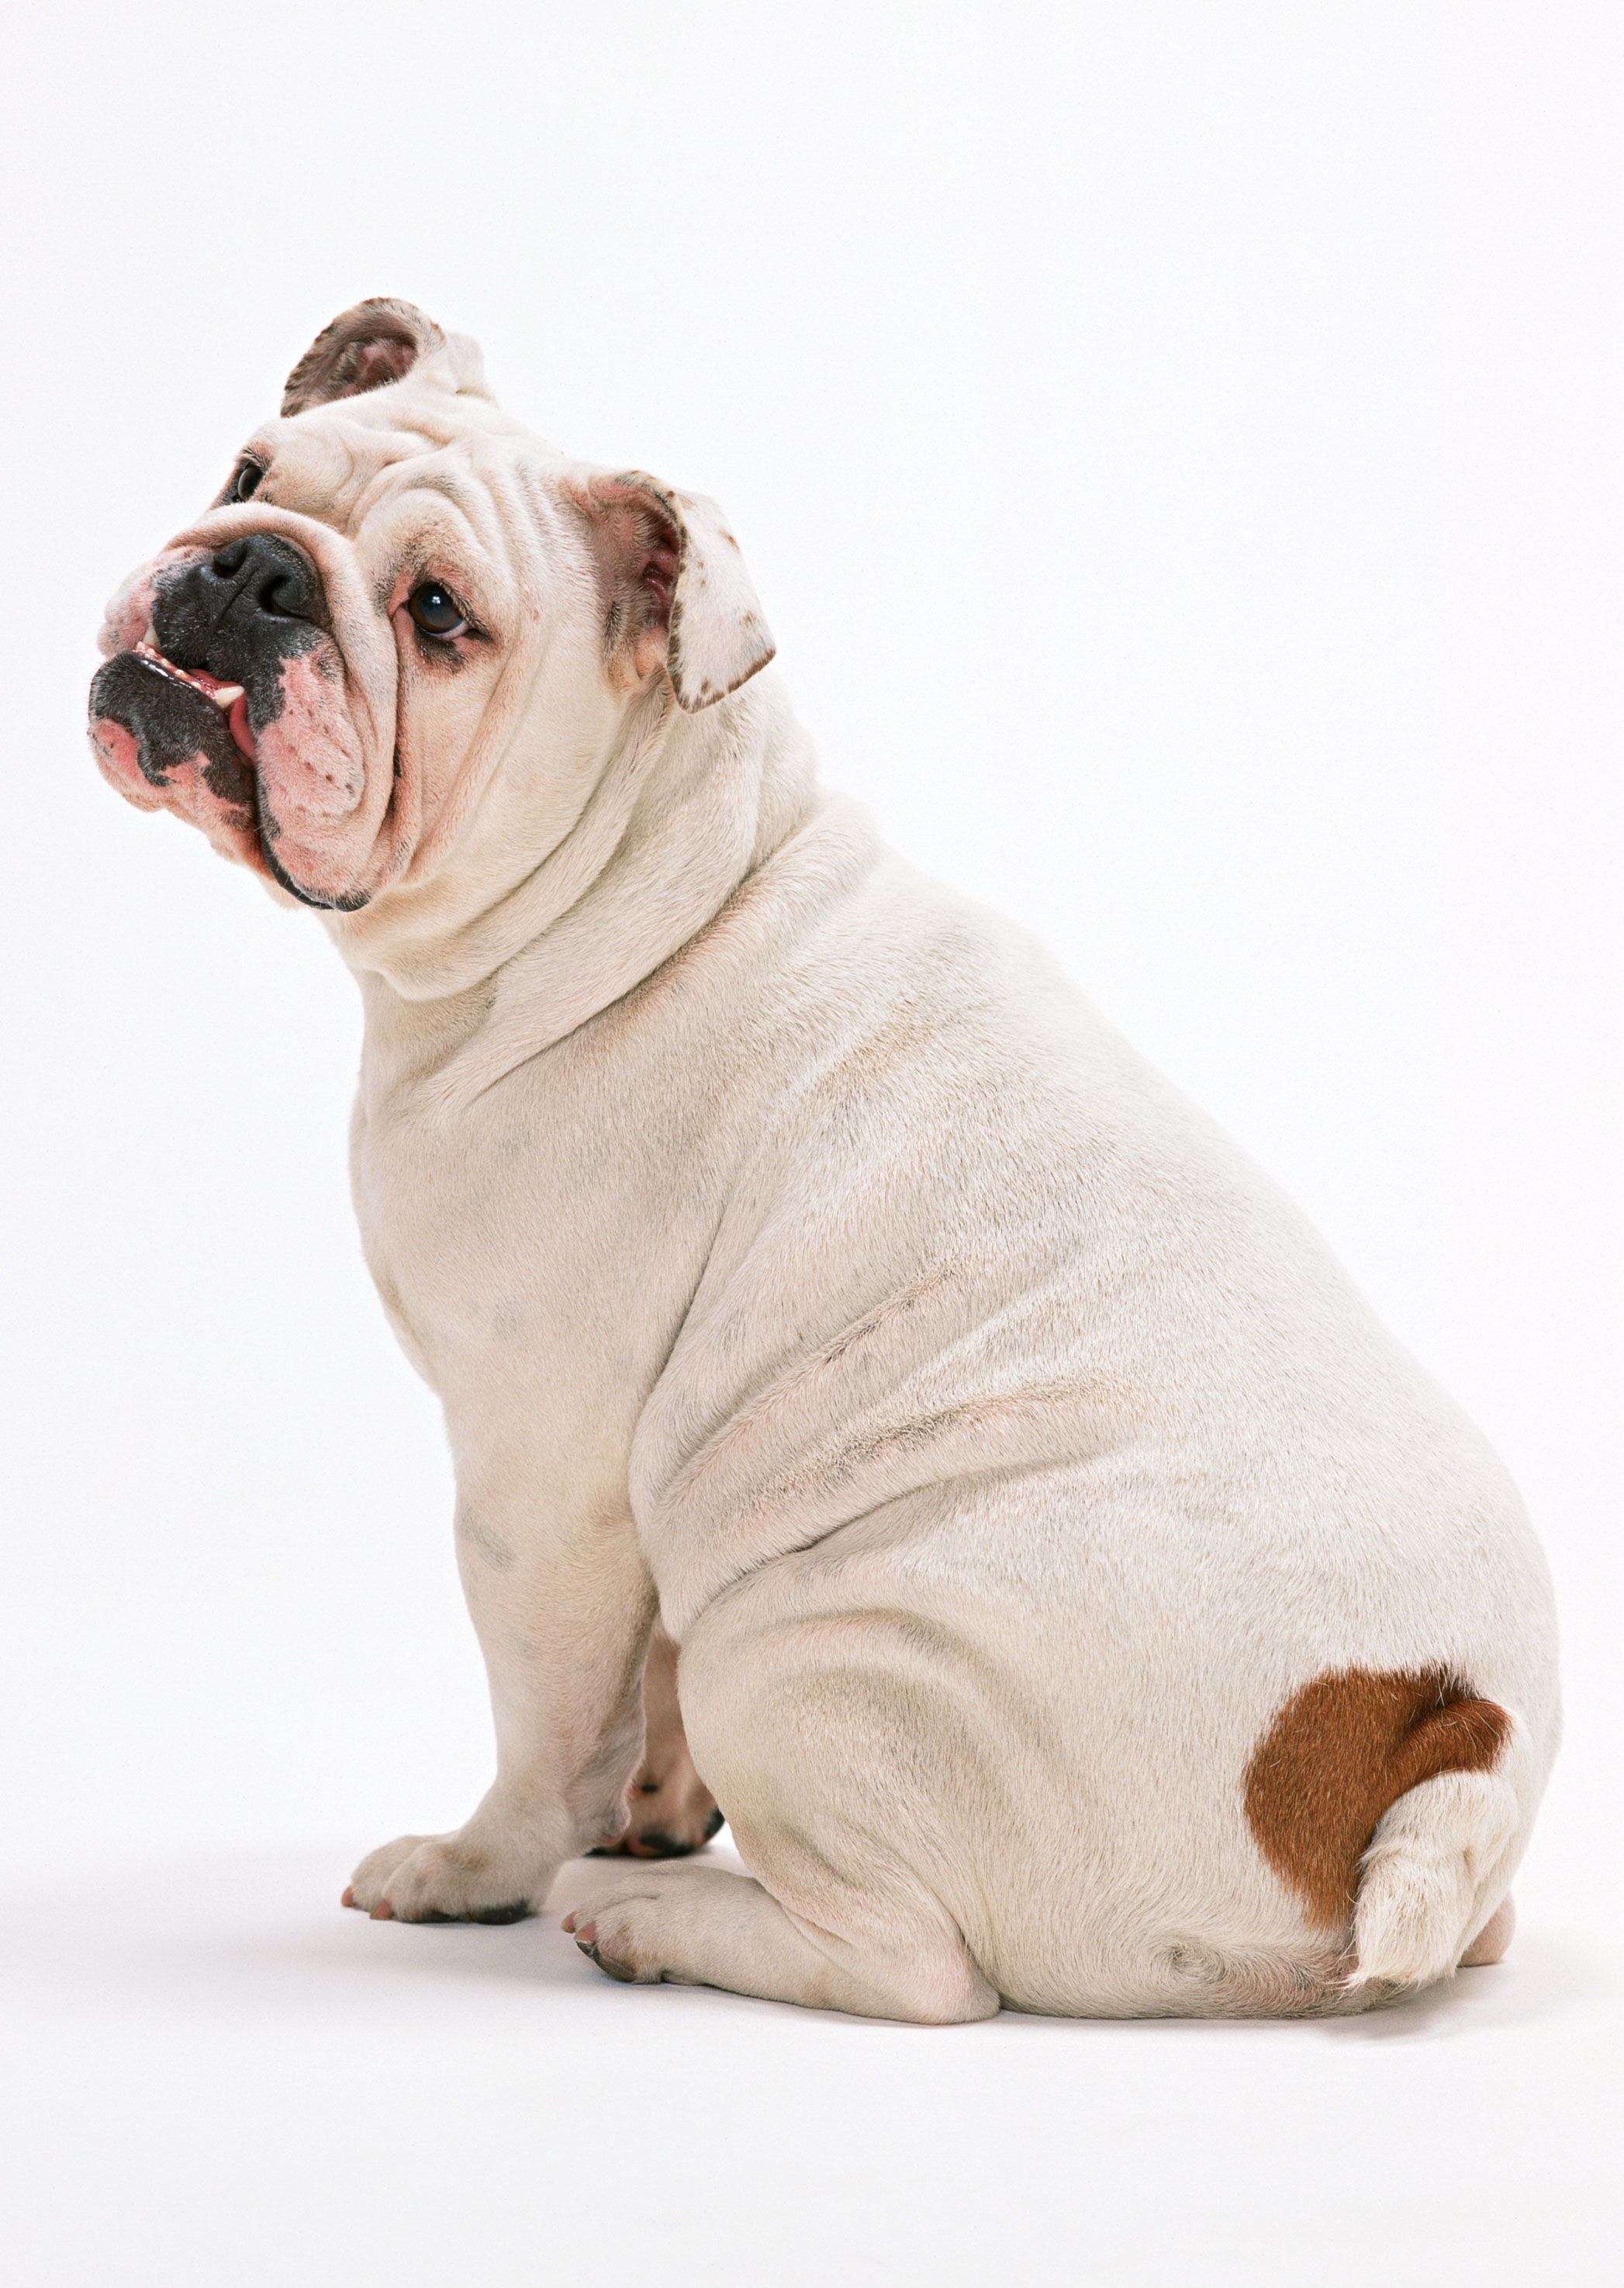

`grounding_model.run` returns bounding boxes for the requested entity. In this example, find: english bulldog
[89,300,1557,2018]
